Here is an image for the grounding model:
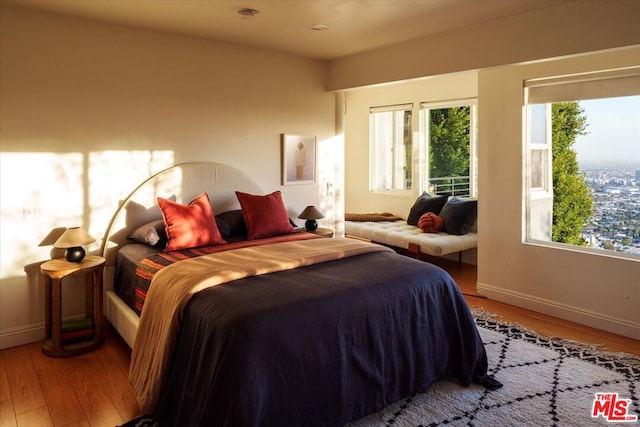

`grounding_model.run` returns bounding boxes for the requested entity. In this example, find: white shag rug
[348,309,640,427]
